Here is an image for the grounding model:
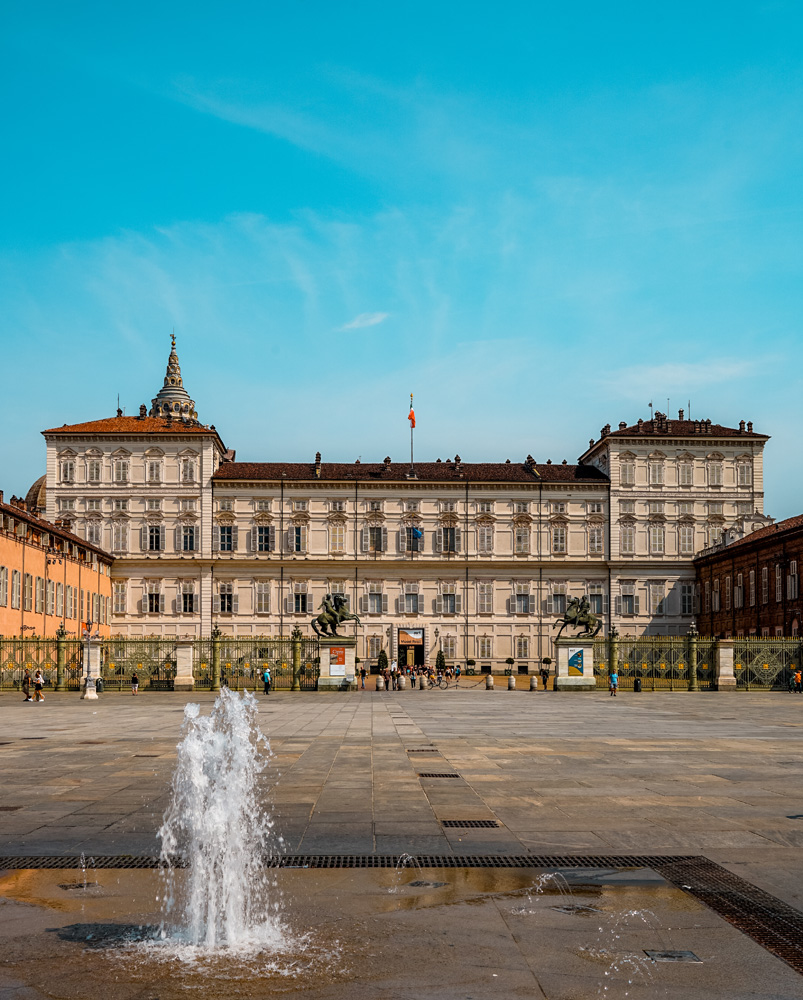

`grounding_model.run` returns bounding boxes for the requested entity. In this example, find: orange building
[0,491,113,637]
